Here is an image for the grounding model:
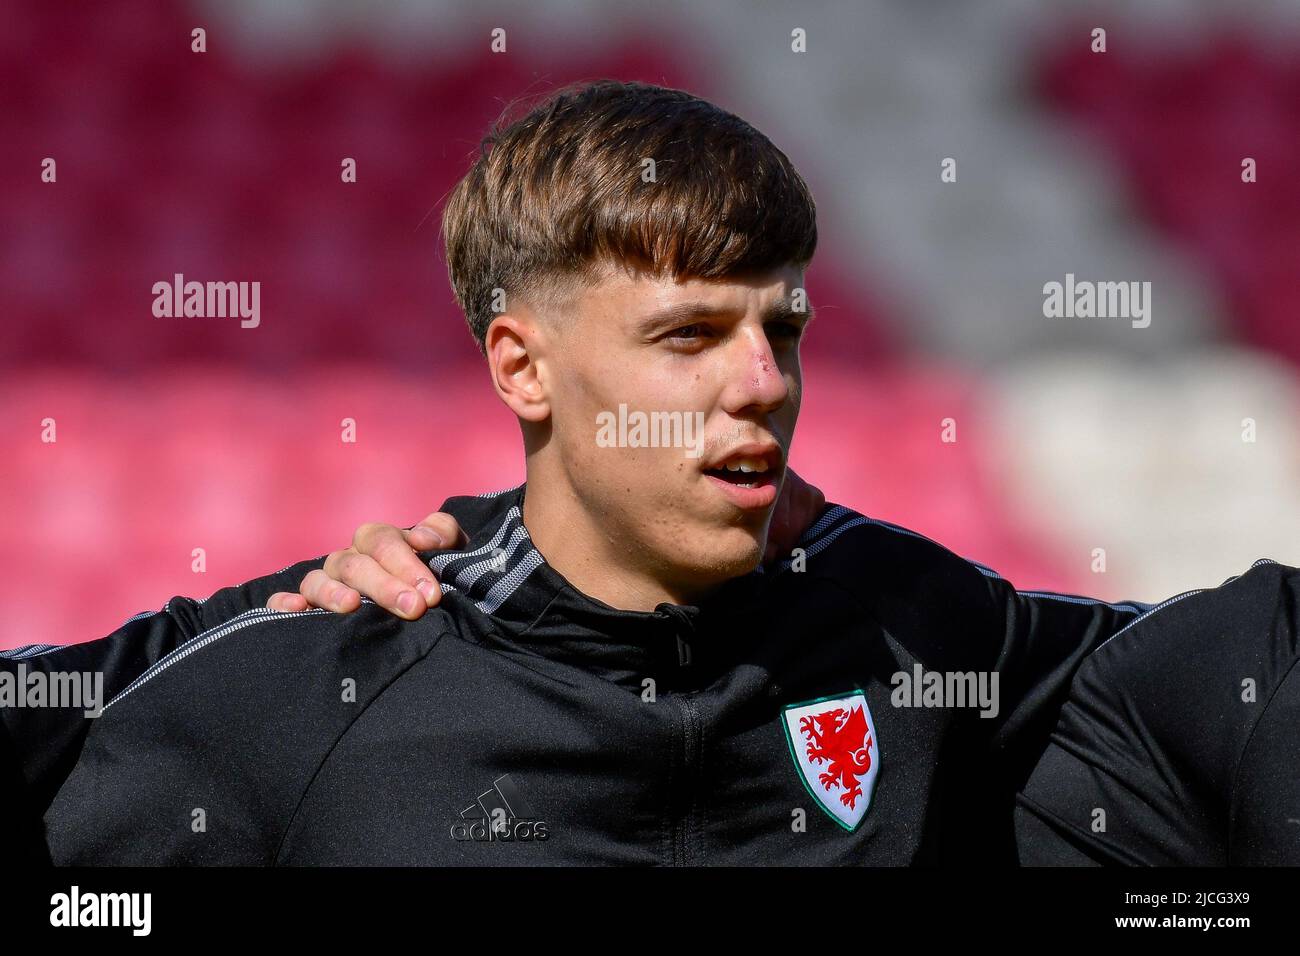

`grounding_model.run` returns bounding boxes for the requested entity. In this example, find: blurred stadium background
[3,0,1300,648]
